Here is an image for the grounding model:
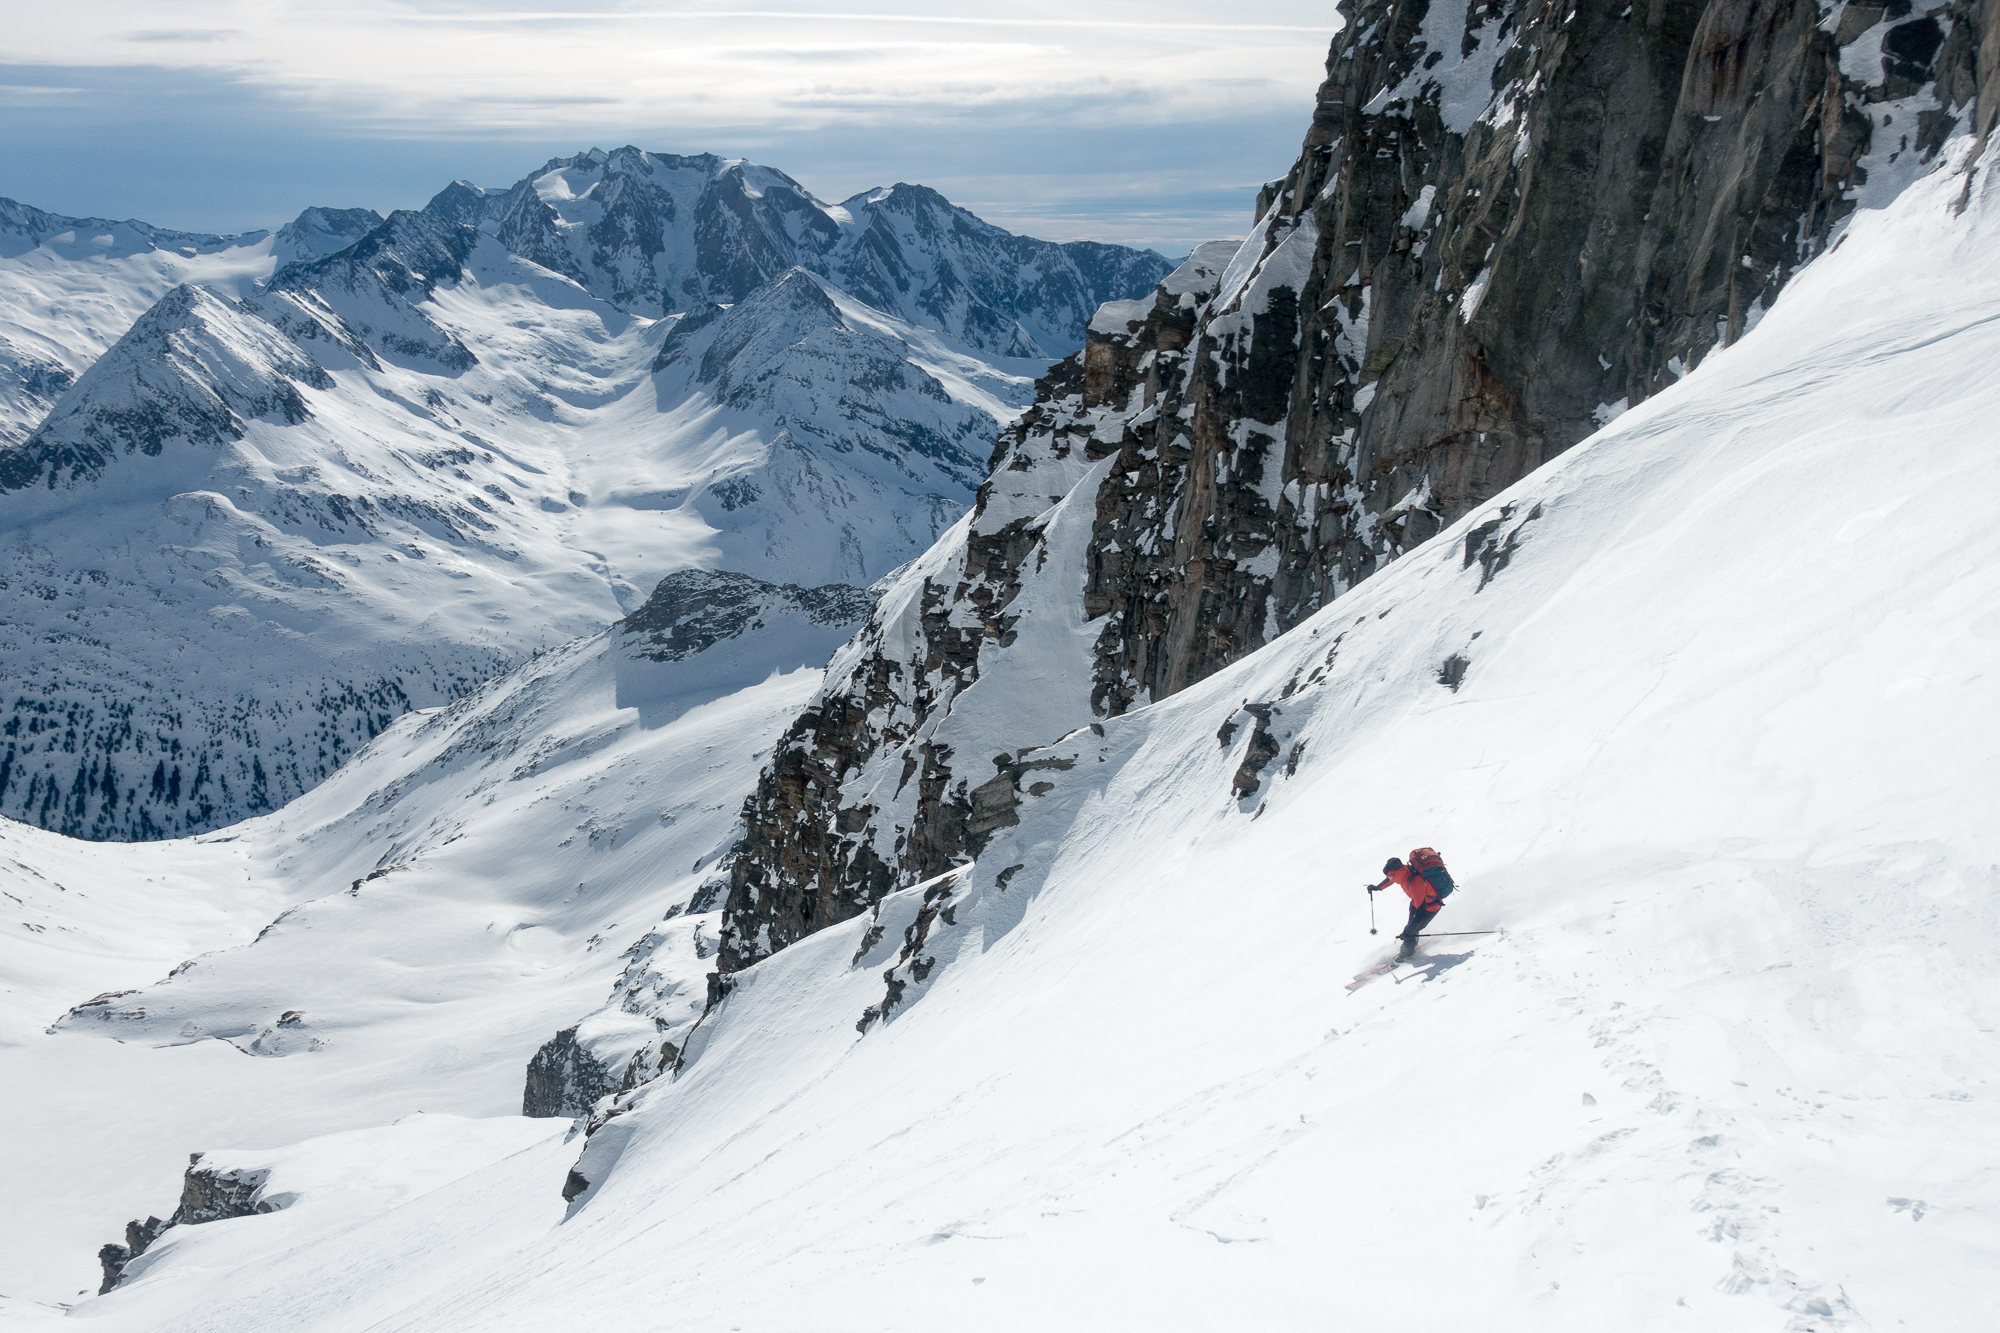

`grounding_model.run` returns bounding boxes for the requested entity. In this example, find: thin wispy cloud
[655,42,1063,65]
[121,29,241,43]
